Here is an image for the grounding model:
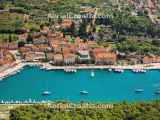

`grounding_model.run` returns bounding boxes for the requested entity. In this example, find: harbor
[1,61,160,80]
[0,66,160,102]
